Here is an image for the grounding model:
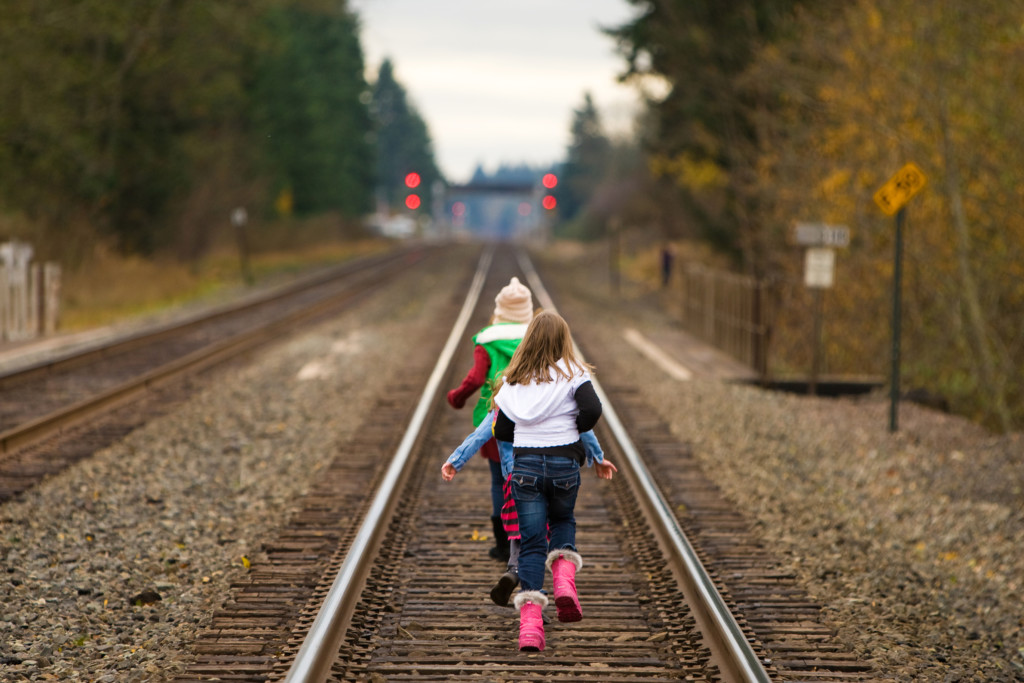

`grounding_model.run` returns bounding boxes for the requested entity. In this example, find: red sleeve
[447,345,491,408]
